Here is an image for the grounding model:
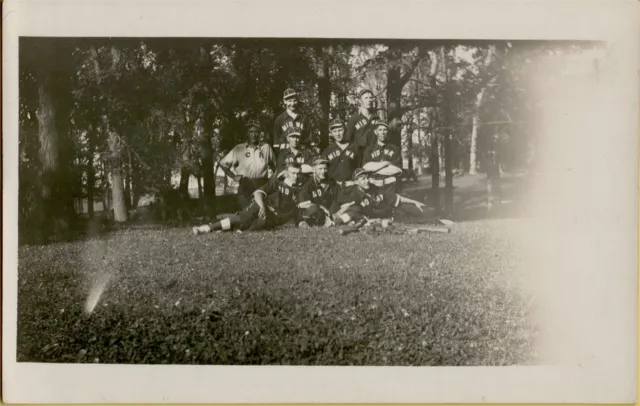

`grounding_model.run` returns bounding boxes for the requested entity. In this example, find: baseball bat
[399,225,451,234]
